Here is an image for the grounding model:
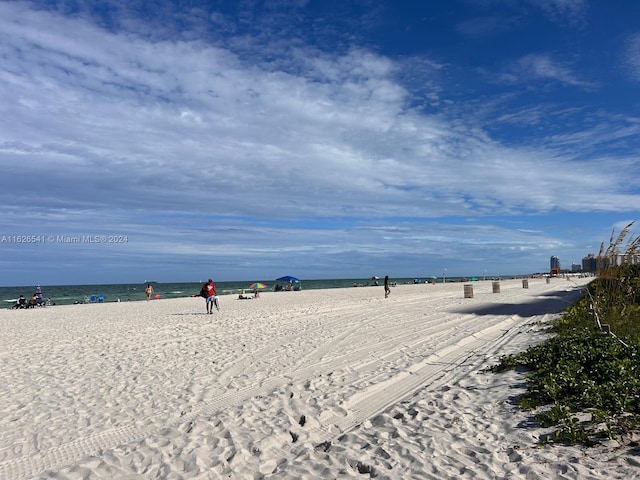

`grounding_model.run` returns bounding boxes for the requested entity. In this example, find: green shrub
[487,222,640,445]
